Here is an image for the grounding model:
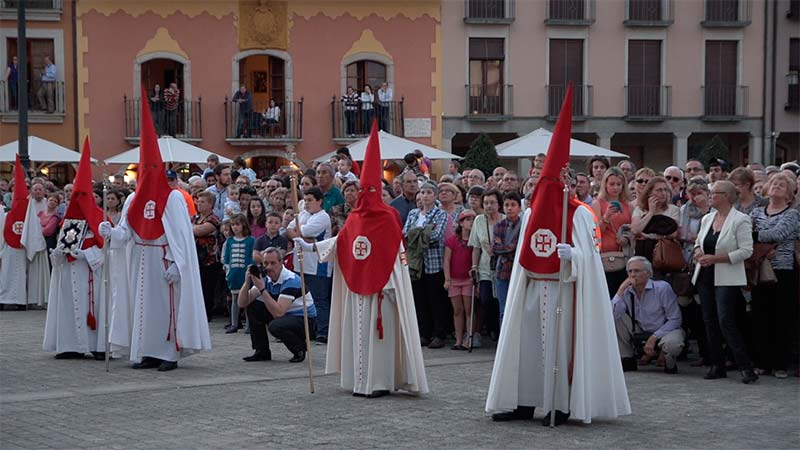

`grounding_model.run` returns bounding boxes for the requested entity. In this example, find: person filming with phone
[238,247,316,363]
[592,167,634,298]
